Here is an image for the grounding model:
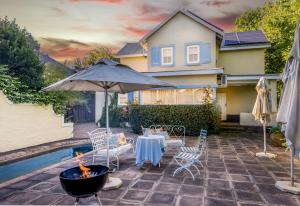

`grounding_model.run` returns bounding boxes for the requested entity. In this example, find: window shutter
[128,92,134,104]
[151,47,161,66]
[200,43,211,64]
